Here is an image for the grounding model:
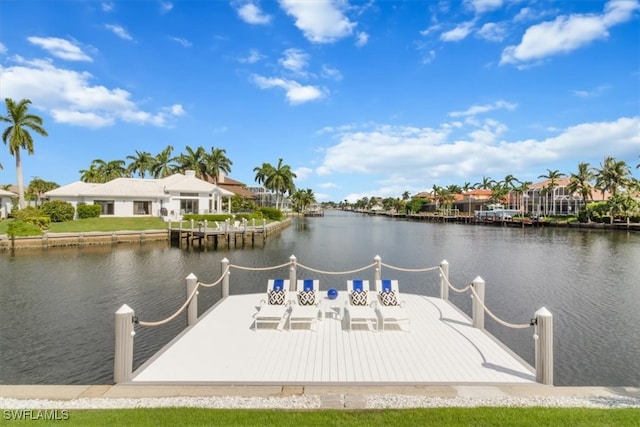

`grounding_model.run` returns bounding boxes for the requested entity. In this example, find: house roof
[218,183,255,199]
[0,189,17,197]
[44,181,100,197]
